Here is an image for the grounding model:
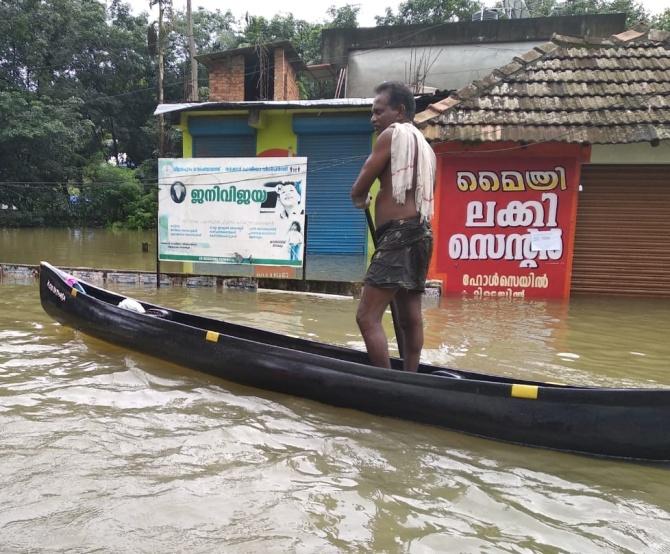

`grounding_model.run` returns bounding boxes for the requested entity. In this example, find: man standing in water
[351,81,436,372]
